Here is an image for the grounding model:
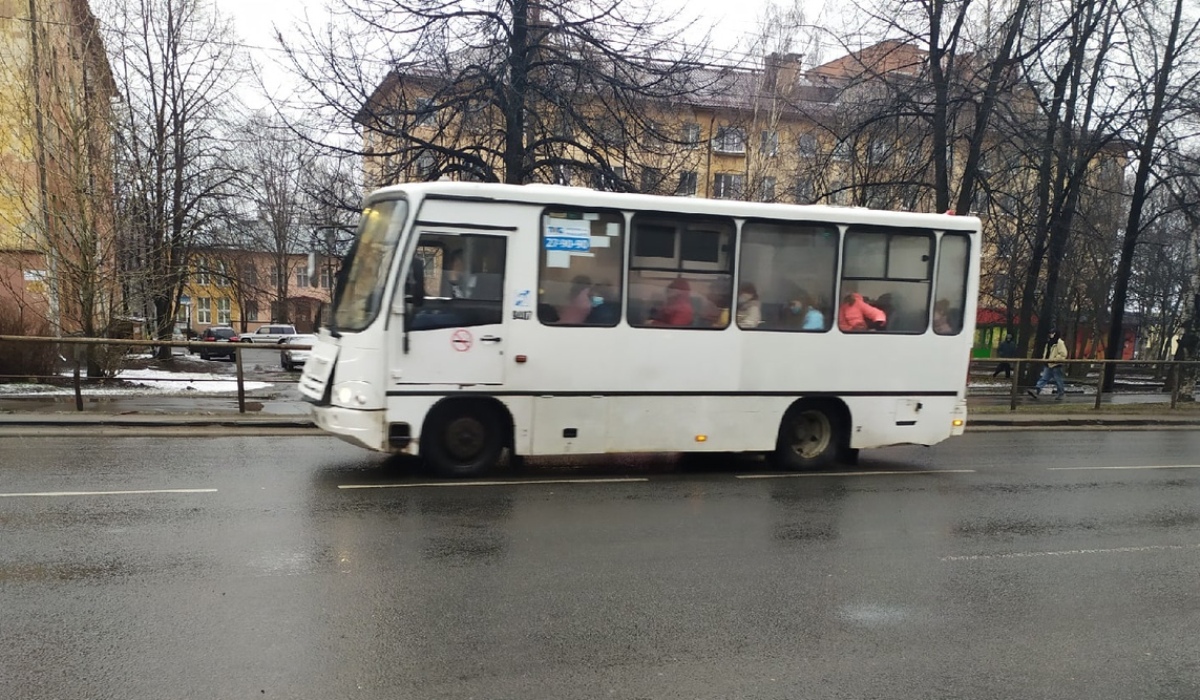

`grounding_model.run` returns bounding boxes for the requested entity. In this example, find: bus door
[391,229,509,386]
